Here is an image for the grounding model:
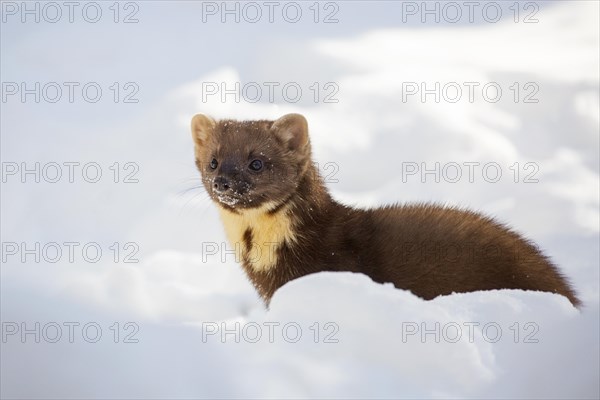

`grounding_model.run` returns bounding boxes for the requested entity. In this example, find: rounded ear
[270,113,309,151]
[191,114,216,145]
